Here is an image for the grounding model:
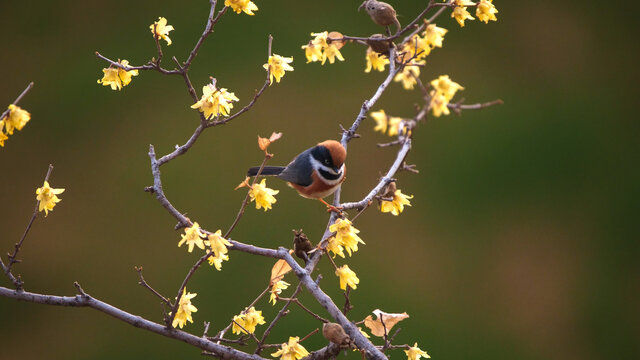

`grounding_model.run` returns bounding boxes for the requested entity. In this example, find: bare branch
[3,164,54,289]
[0,286,270,360]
